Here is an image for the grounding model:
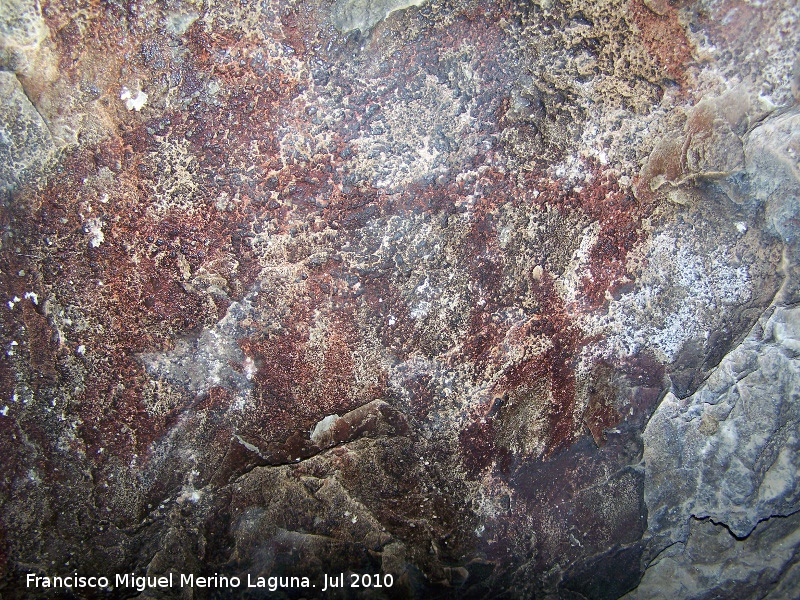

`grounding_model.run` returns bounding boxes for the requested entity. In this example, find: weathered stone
[745,109,800,246]
[637,305,800,592]
[331,0,428,33]
[1,0,798,597]
[626,513,800,600]
[0,71,53,195]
